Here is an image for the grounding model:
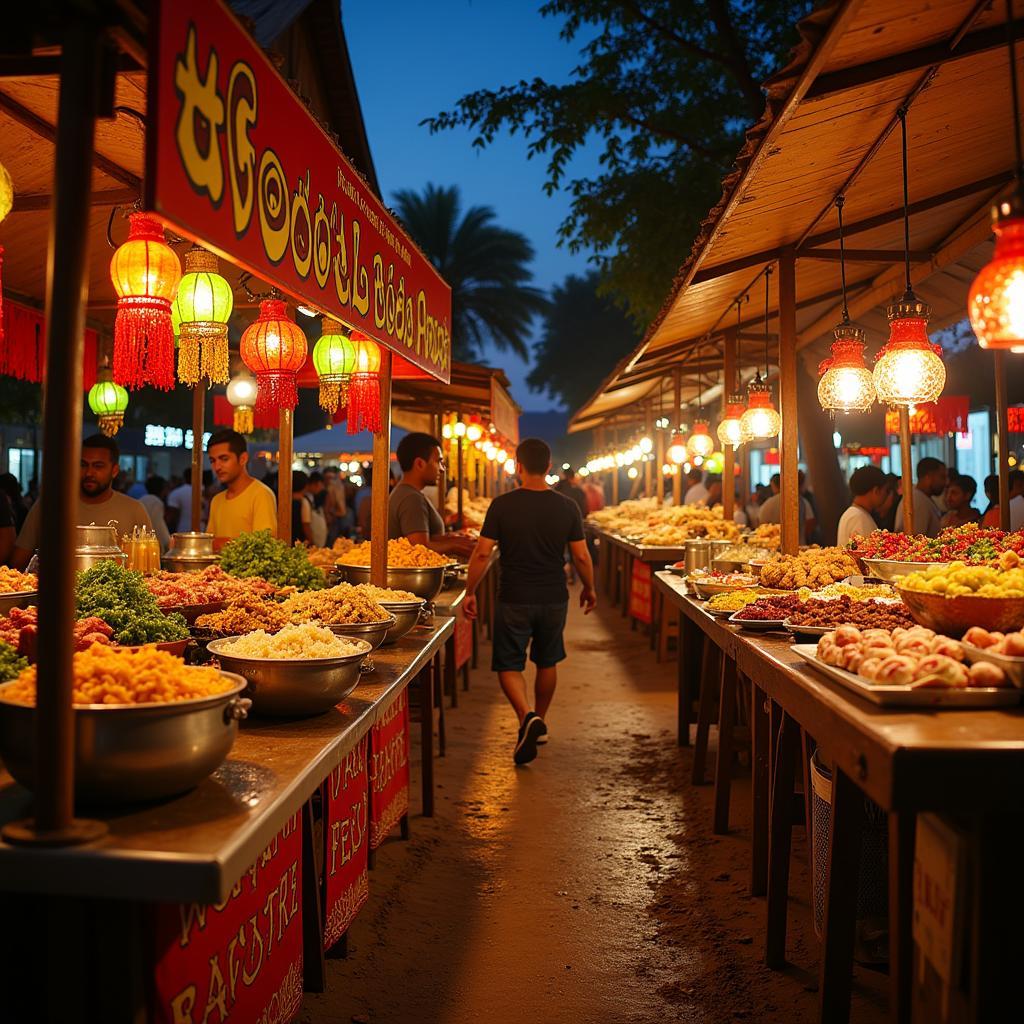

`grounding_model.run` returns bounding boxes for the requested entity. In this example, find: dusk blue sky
[343,0,602,412]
